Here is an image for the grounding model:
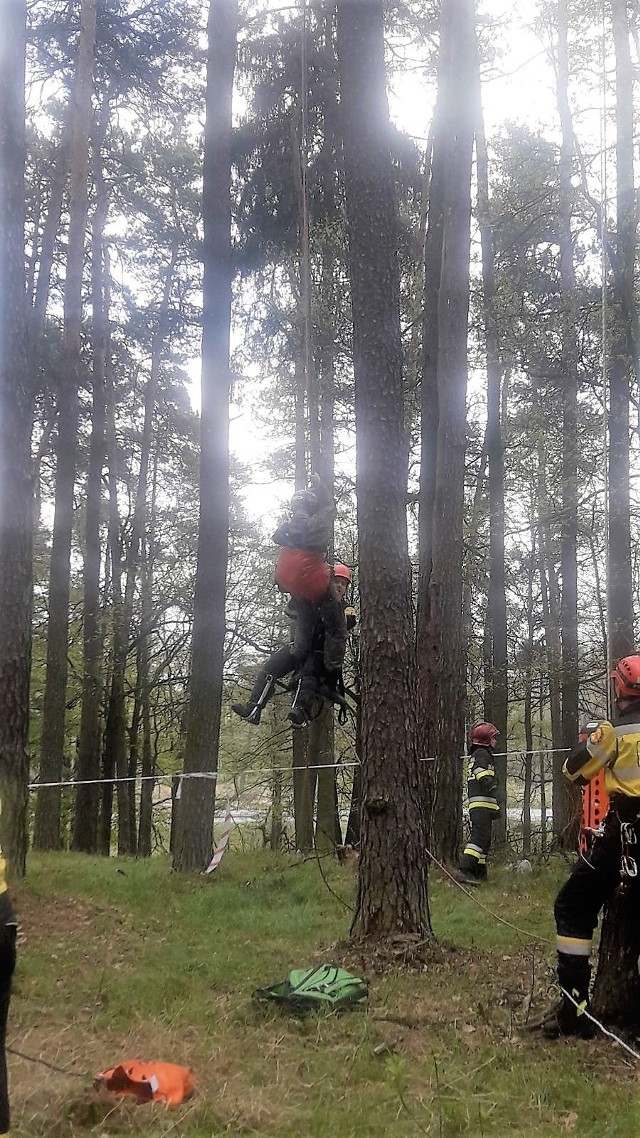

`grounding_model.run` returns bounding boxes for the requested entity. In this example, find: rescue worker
[271,472,347,679]
[232,565,355,728]
[455,722,501,886]
[531,654,640,1039]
